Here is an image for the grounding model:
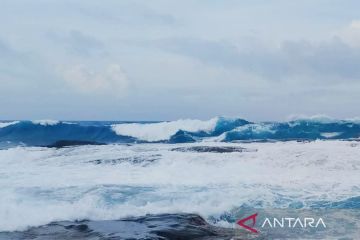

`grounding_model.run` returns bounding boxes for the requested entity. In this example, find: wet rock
[45,140,106,148]
[0,213,253,240]
[171,146,256,153]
